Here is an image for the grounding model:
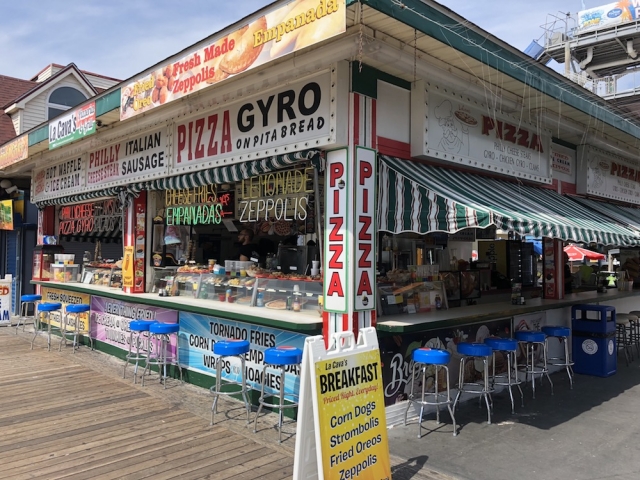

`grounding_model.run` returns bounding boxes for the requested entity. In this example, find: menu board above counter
[577,144,640,204]
[411,82,552,184]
